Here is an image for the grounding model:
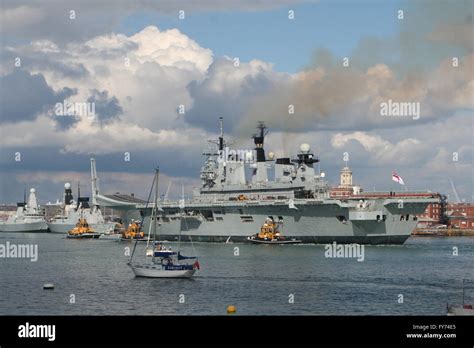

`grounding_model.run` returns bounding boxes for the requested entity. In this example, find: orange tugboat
[247,217,301,244]
[121,220,148,241]
[67,218,101,239]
